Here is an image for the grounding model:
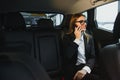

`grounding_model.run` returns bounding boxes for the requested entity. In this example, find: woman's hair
[67,13,90,43]
[67,13,85,34]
